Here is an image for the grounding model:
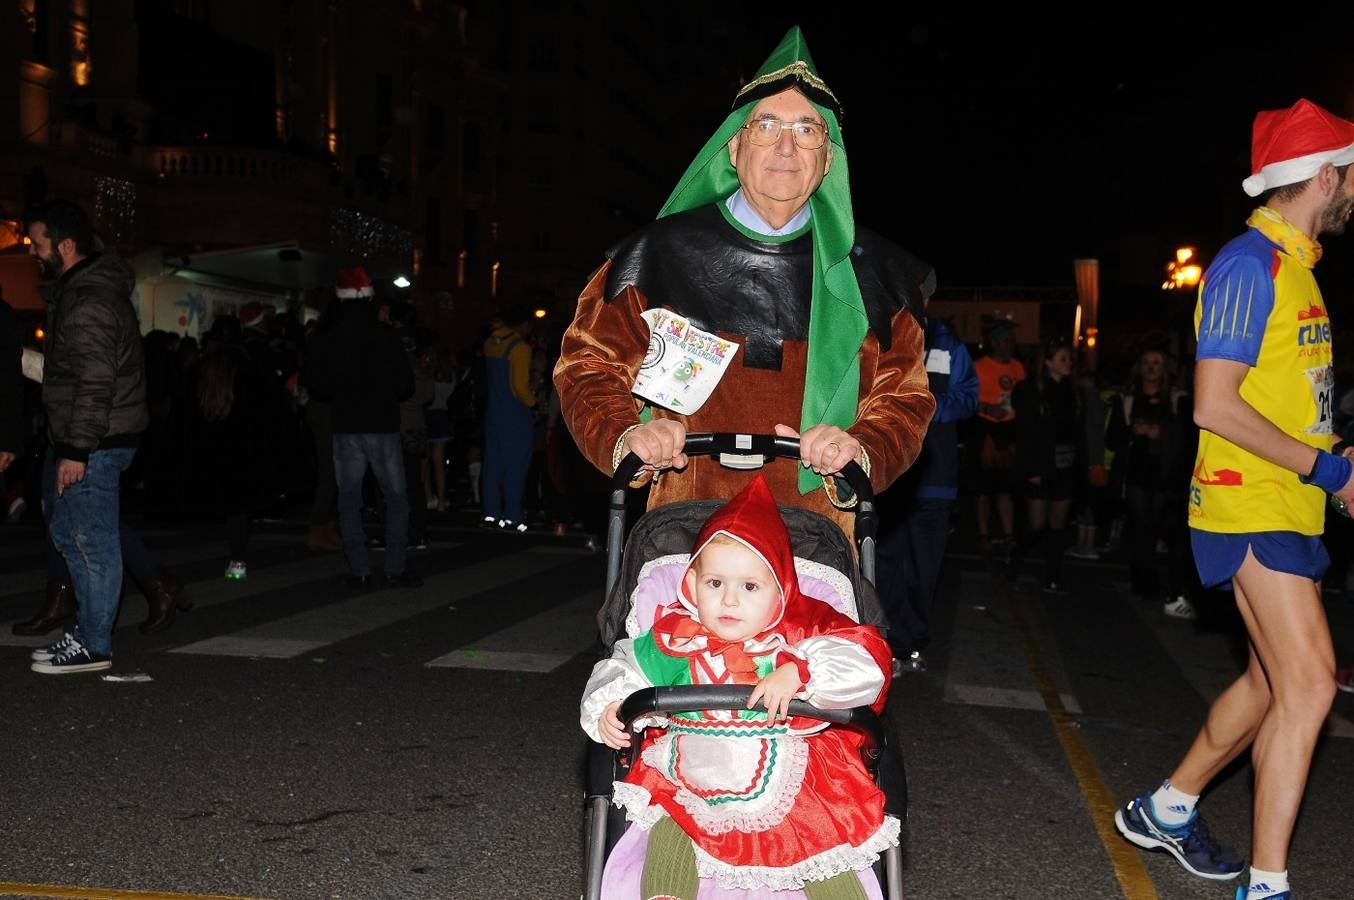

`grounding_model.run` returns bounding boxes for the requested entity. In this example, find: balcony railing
[151,147,309,184]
